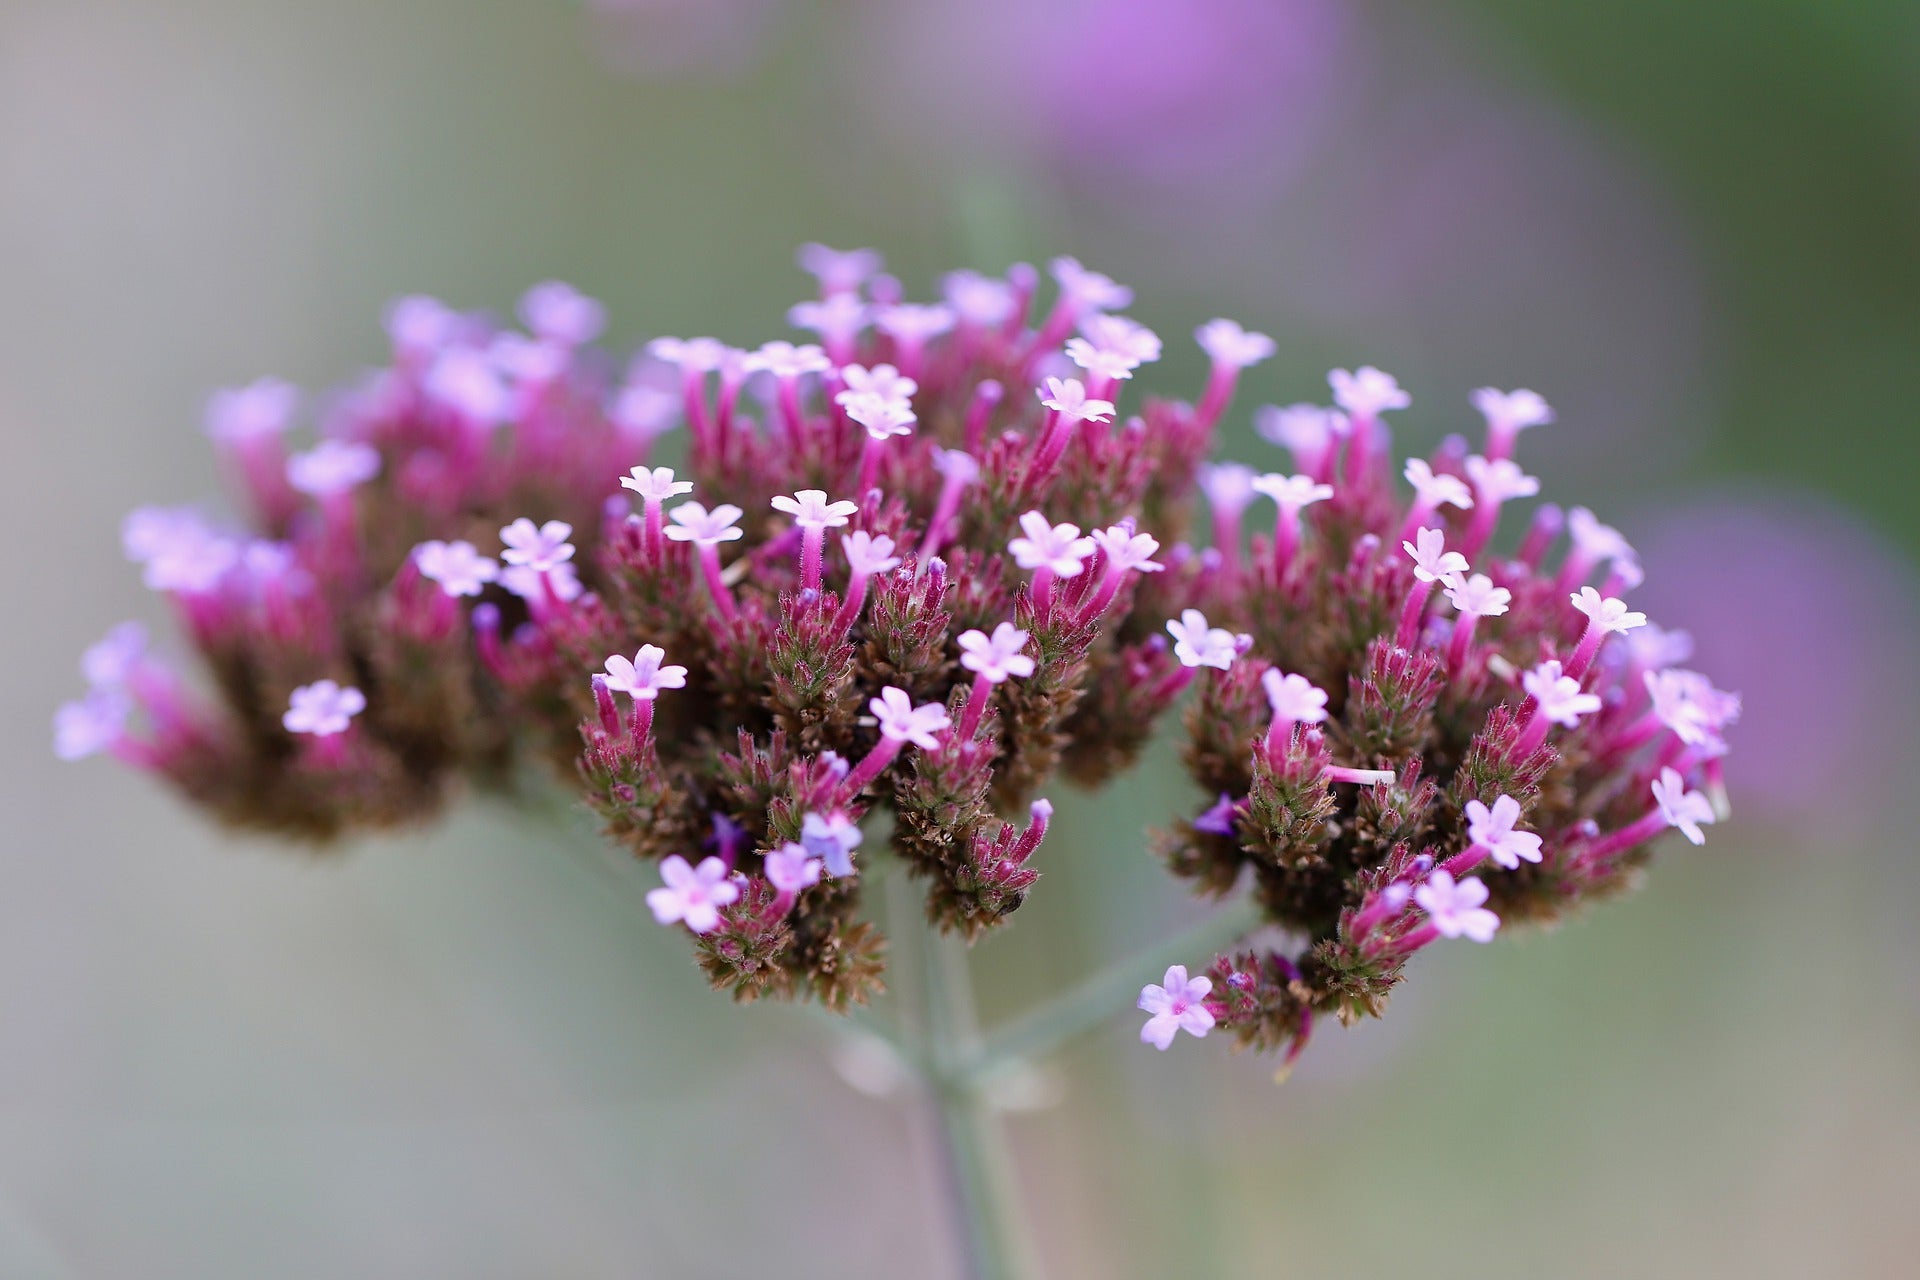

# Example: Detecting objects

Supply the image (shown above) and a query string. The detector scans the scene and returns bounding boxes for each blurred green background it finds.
[3,1,1917,1276]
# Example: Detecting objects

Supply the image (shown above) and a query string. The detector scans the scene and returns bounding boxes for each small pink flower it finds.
[764,842,824,894]
[1251,472,1334,512]
[801,811,863,877]
[519,281,605,347]
[874,303,956,343]
[602,645,688,701]
[1567,507,1634,565]
[1137,965,1215,1050]
[1464,455,1541,504]
[1402,528,1470,583]
[1166,610,1244,671]
[1570,586,1647,635]
[1404,458,1474,511]
[1064,337,1140,381]
[842,530,902,577]
[1050,256,1132,312]
[787,294,868,342]
[1472,387,1554,437]
[1262,669,1329,724]
[413,540,499,597]
[646,336,731,372]
[619,466,694,504]
[1079,314,1162,365]
[286,440,381,496]
[1522,659,1602,728]
[771,490,859,530]
[205,379,297,442]
[1198,462,1258,517]
[283,680,366,737]
[425,346,512,424]
[1037,376,1115,425]
[645,855,741,933]
[1091,524,1164,575]
[1652,767,1716,845]
[1444,573,1512,619]
[958,622,1035,684]
[499,518,576,572]
[1464,795,1543,870]
[870,686,951,749]
[1255,403,1347,455]
[1414,871,1500,942]
[942,270,1016,328]
[664,501,744,545]
[1195,318,1276,369]
[745,340,831,379]
[1329,366,1410,419]
[841,392,917,441]
[797,243,883,294]
[838,363,918,402]
[1008,512,1097,577]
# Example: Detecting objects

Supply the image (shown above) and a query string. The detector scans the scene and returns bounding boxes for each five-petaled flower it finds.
[1330,366,1410,419]
[1167,609,1244,670]
[746,340,831,379]
[1051,256,1133,312]
[764,842,824,894]
[843,530,902,577]
[1464,795,1544,869]
[772,490,859,530]
[1138,965,1215,1050]
[1404,459,1474,511]
[838,363,918,403]
[620,466,694,504]
[801,811,863,877]
[1402,528,1470,583]
[286,440,381,496]
[1570,586,1648,635]
[283,680,366,737]
[1091,524,1164,575]
[646,855,741,934]
[413,540,499,597]
[1463,455,1540,504]
[958,623,1035,684]
[665,501,745,545]
[1262,669,1329,725]
[498,518,575,572]
[1038,376,1116,425]
[1522,659,1602,728]
[1414,870,1500,942]
[870,687,951,749]
[1008,512,1098,577]
[1064,337,1140,382]
[1251,472,1335,512]
[1444,573,1512,619]
[602,645,688,701]
[842,392,917,440]
[1196,318,1276,369]
[1472,386,1554,437]
[1652,767,1716,846]
[1079,314,1162,365]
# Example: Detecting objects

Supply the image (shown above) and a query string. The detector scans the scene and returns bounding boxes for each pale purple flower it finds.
[1464,795,1543,870]
[1567,507,1634,565]
[1254,403,1343,456]
[1166,609,1244,670]
[932,448,981,485]
[1329,366,1410,419]
[1472,387,1554,437]
[283,680,366,737]
[205,379,297,442]
[385,294,458,359]
[1626,622,1695,671]
[1137,964,1215,1050]
[1008,512,1098,577]
[798,243,883,294]
[1251,472,1334,512]
[842,530,902,577]
[870,686,951,749]
[519,281,605,346]
[745,339,831,378]
[665,501,745,545]
[1464,455,1541,505]
[611,382,681,443]
[1444,573,1512,619]
[1644,669,1742,749]
[645,855,741,934]
[788,294,869,343]
[1262,668,1329,724]
[1037,376,1115,425]
[1413,870,1500,942]
[1404,458,1474,511]
[874,303,956,343]
[647,336,731,372]
[942,270,1016,328]
[81,622,148,688]
[841,391,917,441]
[1195,318,1276,369]
[501,561,582,603]
[413,539,500,597]
[1050,256,1132,312]
[958,622,1035,684]
[1652,767,1716,845]
[1522,659,1602,728]
[764,842,824,894]
[1091,524,1163,575]
[286,440,381,497]
[489,333,567,387]
[1079,314,1163,365]
[602,644,688,701]
[620,466,694,504]
[1192,793,1238,837]
[1402,527,1470,583]
[123,509,240,594]
[1570,586,1647,635]
[838,362,919,403]
[1064,337,1140,382]
[424,346,513,425]
[498,518,576,572]
[772,489,858,530]
[53,687,130,761]
[1198,461,1258,518]
[801,811,864,878]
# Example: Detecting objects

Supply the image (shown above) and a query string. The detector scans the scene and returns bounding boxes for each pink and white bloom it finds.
[942,270,1016,328]
[499,518,575,572]
[1262,669,1329,725]
[1064,337,1140,382]
[1329,366,1410,420]
[500,561,582,605]
[1251,472,1334,513]
[645,855,741,933]
[413,540,499,597]
[54,688,130,761]
[1404,458,1474,512]
[1402,528,1470,584]
[801,811,863,877]
[1464,795,1544,870]
[871,686,951,749]
[798,243,882,295]
[772,490,859,530]
[764,842,824,894]
[839,363,919,403]
[205,379,297,442]
[286,440,381,496]
[958,623,1035,684]
[1008,512,1098,577]
[601,645,688,700]
[1050,256,1132,313]
[1037,376,1116,425]
[646,336,731,372]
[519,280,604,347]
[620,466,694,505]
[1413,871,1500,942]
[1644,669,1742,749]
[1079,314,1162,366]
[745,340,831,379]
[1570,586,1647,635]
[787,294,868,354]
[81,622,148,689]
[1652,767,1716,845]
[1464,455,1541,505]
[873,303,956,344]
[1137,965,1215,1050]
[425,346,513,425]
[1523,659,1602,728]
[1255,403,1346,470]
[842,392,917,441]
[1167,610,1245,671]
[1091,524,1164,576]
[283,680,365,737]
[1444,573,1512,619]
[664,501,745,545]
[1472,387,1553,459]
[842,530,901,578]
[1195,318,1276,369]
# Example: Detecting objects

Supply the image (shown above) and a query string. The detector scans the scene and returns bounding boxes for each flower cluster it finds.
[1146,375,1737,1062]
[59,284,641,836]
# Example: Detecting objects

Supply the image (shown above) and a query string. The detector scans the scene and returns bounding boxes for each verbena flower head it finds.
[59,247,1733,1055]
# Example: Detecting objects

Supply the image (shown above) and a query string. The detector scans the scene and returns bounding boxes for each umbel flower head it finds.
[57,247,1735,1060]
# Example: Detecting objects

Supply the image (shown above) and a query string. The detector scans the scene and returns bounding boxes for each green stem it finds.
[963,895,1265,1086]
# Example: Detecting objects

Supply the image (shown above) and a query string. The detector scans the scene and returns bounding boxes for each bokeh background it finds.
[4,1,1918,1276]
